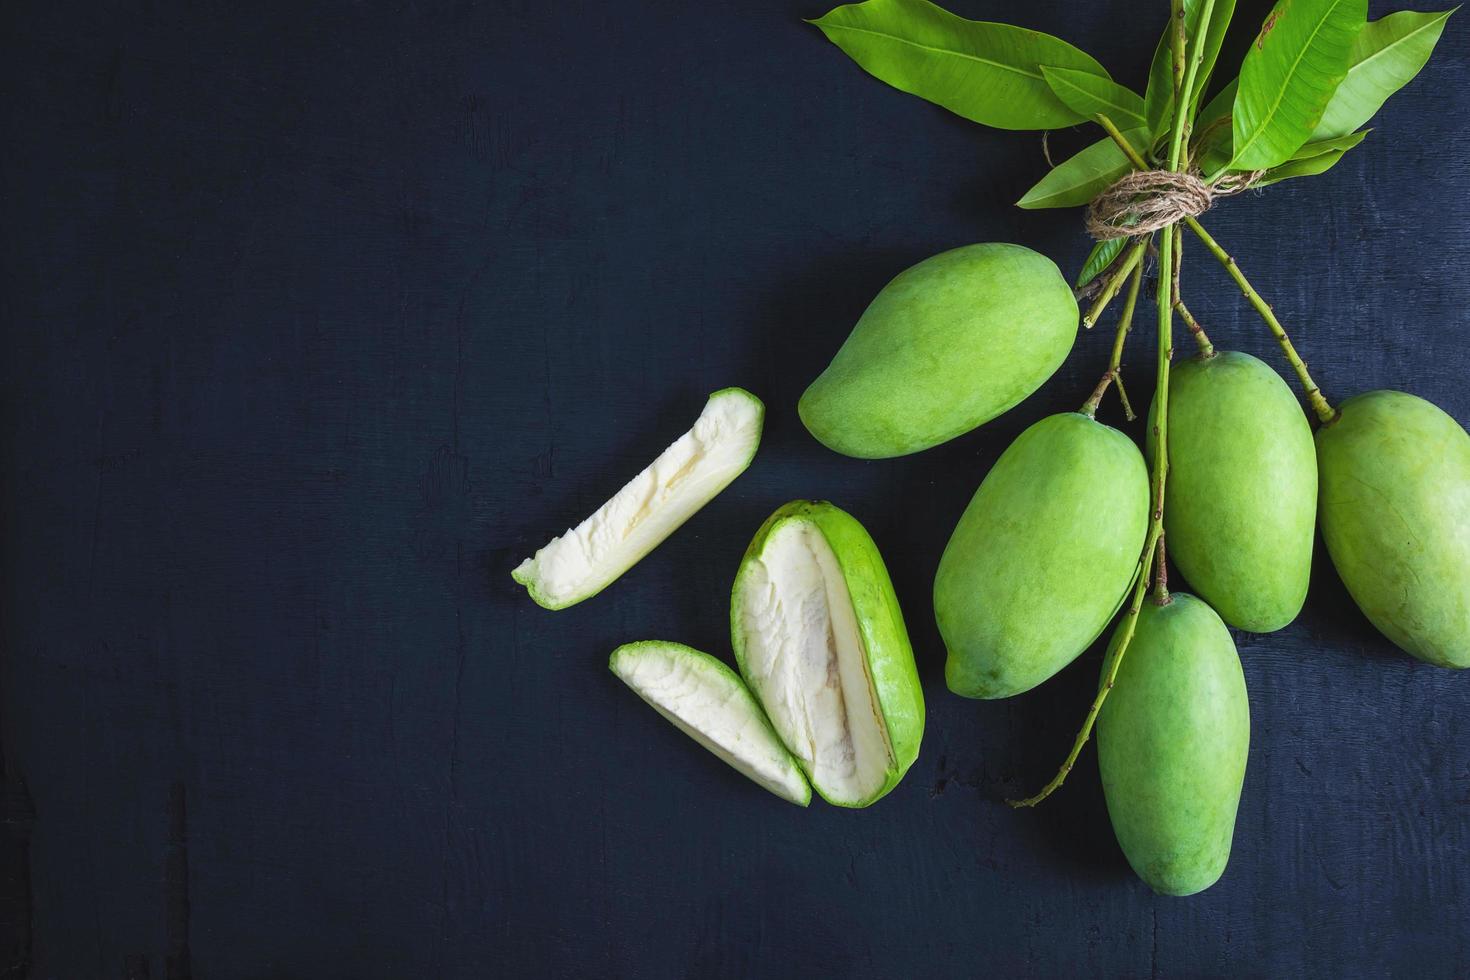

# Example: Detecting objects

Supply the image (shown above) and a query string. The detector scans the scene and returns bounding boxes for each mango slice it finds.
[731,501,924,807]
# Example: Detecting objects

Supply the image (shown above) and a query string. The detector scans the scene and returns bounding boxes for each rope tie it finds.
[1085,168,1265,241]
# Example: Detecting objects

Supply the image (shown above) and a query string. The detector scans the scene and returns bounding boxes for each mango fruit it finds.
[515,388,763,609]
[610,641,811,806]
[934,413,1149,699]
[1098,593,1249,897]
[1155,351,1316,632]
[798,243,1078,458]
[1316,390,1470,668]
[731,501,925,807]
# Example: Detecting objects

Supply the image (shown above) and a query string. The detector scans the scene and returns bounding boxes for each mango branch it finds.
[1168,0,1216,169]
[1183,217,1337,424]
[1170,0,1187,102]
[1083,238,1147,328]
[1154,532,1170,599]
[1091,121,1334,424]
[1008,230,1177,809]
[1175,299,1215,356]
[1170,224,1214,356]
[1097,114,1150,170]
[1079,371,1116,419]
[1005,550,1150,808]
[1108,257,1147,421]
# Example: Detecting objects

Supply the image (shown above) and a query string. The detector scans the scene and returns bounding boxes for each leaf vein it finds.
[819,22,1047,82]
[1233,0,1352,166]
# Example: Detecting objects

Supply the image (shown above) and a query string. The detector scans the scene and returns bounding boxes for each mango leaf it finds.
[1041,66,1146,130]
[1311,8,1456,140]
[1288,128,1368,159]
[1017,127,1151,209]
[1192,77,1237,172]
[1258,133,1366,184]
[1228,0,1366,171]
[1196,77,1238,131]
[1143,28,1175,139]
[1143,0,1239,139]
[809,0,1110,130]
[1076,238,1128,288]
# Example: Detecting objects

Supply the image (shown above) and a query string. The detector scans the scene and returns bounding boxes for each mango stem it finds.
[1175,300,1214,356]
[1008,229,1177,809]
[1183,217,1337,424]
[1107,257,1147,421]
[1153,532,1171,604]
[1079,371,1116,418]
[1083,239,1148,329]
[1168,0,1216,170]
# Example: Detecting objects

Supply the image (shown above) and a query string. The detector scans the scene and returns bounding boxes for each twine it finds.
[1085,168,1265,241]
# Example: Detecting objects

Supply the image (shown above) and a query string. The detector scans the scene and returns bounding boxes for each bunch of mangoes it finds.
[801,242,1470,894]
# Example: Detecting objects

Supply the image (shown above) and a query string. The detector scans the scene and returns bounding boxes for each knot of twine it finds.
[1085,169,1264,241]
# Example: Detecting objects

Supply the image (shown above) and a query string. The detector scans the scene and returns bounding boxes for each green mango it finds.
[798,243,1078,459]
[1098,593,1250,897]
[1156,351,1317,632]
[731,501,925,807]
[934,413,1150,699]
[1316,390,1470,668]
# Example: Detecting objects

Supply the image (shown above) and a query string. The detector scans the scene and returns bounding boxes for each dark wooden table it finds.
[3,1,1468,976]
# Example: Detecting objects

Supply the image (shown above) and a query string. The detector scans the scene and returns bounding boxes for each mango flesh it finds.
[1156,351,1317,632]
[731,500,925,807]
[798,243,1078,459]
[934,413,1149,699]
[1098,593,1249,897]
[1316,390,1470,668]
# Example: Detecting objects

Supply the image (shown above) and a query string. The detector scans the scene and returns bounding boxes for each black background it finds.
[3,1,1468,977]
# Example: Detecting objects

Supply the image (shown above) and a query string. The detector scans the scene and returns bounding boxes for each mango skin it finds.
[1157,351,1317,632]
[934,413,1149,699]
[799,243,1078,459]
[1099,593,1249,897]
[1316,390,1470,668]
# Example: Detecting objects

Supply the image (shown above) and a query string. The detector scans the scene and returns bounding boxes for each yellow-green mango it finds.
[1156,351,1316,632]
[799,243,1078,459]
[1098,593,1249,897]
[934,413,1149,699]
[1316,390,1470,668]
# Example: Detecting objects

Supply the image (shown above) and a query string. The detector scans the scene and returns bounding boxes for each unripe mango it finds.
[1156,351,1316,632]
[934,413,1149,699]
[799,243,1078,459]
[1316,390,1470,668]
[732,501,925,807]
[1098,593,1249,897]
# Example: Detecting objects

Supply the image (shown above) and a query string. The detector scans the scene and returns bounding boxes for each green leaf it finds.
[1192,77,1237,172]
[1229,0,1367,171]
[1311,8,1456,140]
[1076,238,1127,288]
[1143,27,1175,139]
[809,0,1110,130]
[1041,66,1146,129]
[1196,77,1238,130]
[1258,132,1367,184]
[1016,127,1150,210]
[1143,0,1239,139]
[1288,128,1368,160]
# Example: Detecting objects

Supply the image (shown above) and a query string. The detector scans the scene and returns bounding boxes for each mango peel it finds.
[799,243,1078,458]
